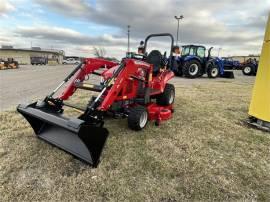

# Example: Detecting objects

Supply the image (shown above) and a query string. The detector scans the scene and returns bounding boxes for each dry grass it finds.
[1,77,270,201]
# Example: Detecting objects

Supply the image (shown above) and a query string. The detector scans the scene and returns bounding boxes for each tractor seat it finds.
[146,50,163,75]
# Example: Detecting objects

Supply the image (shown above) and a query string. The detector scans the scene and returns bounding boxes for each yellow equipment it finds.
[248,13,270,130]
[0,58,19,70]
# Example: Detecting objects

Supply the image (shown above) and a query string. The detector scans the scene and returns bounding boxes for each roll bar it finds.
[143,33,175,68]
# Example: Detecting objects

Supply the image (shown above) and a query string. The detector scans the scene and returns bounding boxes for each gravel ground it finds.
[0,64,254,111]
[0,65,74,111]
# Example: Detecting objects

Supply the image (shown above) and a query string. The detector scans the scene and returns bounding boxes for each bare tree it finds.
[92,46,106,58]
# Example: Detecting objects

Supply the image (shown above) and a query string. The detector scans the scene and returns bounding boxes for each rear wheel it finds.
[156,83,175,106]
[183,60,201,78]
[174,68,183,76]
[242,65,253,76]
[128,106,148,131]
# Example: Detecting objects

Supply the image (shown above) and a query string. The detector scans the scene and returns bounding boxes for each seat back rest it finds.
[146,50,162,74]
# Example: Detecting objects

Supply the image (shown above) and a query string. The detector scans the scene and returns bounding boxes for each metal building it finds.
[0,46,65,64]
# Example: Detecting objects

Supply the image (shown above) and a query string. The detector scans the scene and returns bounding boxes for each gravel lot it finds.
[0,64,254,111]
[0,65,74,111]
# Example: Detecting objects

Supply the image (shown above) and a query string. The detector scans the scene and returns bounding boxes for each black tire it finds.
[242,65,253,76]
[172,59,182,76]
[206,61,219,78]
[174,68,183,76]
[156,83,175,106]
[183,60,202,78]
[128,106,148,131]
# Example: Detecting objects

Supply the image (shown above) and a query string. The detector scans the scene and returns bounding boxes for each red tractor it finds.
[17,33,175,166]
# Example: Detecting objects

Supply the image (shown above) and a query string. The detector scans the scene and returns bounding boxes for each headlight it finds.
[100,76,105,84]
[138,68,146,78]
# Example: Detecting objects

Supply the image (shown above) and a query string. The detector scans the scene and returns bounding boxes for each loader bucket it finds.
[221,71,234,79]
[17,103,109,166]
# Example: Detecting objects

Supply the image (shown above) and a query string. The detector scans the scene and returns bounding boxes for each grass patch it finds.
[0,79,270,201]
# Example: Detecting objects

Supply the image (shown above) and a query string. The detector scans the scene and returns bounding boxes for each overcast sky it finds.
[0,0,269,58]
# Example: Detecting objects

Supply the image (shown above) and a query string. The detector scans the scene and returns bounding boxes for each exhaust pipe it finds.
[17,103,109,166]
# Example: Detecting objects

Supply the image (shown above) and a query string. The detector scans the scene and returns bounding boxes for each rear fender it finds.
[207,58,224,75]
[152,70,174,93]
[162,70,174,84]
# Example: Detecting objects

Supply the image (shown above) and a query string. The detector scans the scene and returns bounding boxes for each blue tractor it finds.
[242,58,258,76]
[222,57,241,70]
[172,45,234,79]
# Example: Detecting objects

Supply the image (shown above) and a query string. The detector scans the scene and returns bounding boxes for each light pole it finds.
[127,25,130,53]
[174,15,184,45]
[218,47,222,57]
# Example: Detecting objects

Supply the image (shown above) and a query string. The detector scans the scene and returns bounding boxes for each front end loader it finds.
[17,33,176,166]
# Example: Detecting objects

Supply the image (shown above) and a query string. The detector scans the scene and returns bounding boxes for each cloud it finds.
[14,25,136,58]
[0,0,15,16]
[33,0,268,45]
[1,0,269,58]
[0,36,12,43]
[34,0,93,17]
[15,26,133,47]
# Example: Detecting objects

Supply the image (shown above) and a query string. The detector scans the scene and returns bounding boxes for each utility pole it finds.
[174,15,184,45]
[127,25,130,53]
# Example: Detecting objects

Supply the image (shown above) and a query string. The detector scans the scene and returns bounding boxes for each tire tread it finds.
[156,83,175,106]
[128,106,148,131]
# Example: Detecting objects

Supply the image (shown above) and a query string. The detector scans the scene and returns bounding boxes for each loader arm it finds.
[60,58,118,100]
[98,59,152,111]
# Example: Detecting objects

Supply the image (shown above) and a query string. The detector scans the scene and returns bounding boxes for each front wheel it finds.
[207,62,219,78]
[128,106,148,131]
